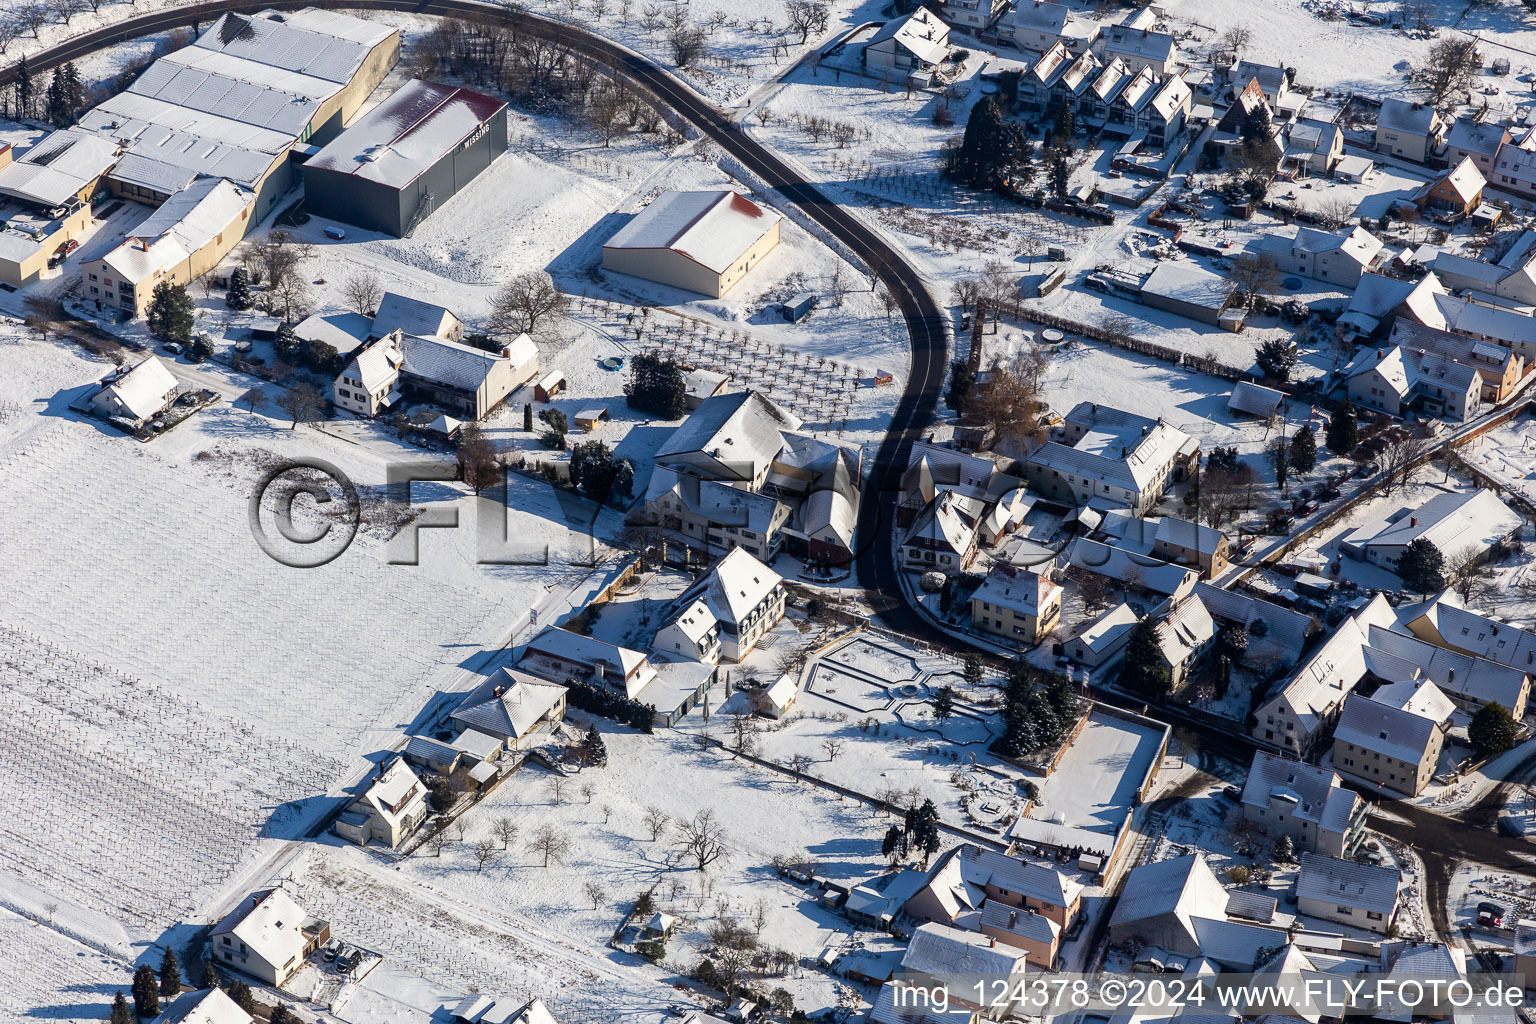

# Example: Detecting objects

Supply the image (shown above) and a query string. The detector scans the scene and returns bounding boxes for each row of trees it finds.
[994,657,1081,758]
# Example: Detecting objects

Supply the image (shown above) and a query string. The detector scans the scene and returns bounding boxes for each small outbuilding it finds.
[575,407,609,432]
[534,369,567,401]
[1140,261,1237,326]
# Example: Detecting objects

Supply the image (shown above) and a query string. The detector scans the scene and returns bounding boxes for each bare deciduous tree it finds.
[1413,37,1480,106]
[785,0,829,43]
[789,753,813,781]
[276,382,323,429]
[675,809,729,870]
[472,837,500,873]
[643,805,670,841]
[822,738,844,761]
[488,270,564,342]
[527,823,572,867]
[341,272,383,316]
[492,816,518,849]
[1220,24,1253,58]
[1228,254,1281,314]
[583,881,608,909]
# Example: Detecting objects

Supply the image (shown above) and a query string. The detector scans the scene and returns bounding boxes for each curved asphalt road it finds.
[0,0,945,617]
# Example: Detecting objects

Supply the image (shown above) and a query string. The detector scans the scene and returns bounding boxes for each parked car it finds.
[334,949,355,972]
[161,341,183,355]
[321,941,339,962]
[1477,902,1505,927]
[55,239,79,258]
[1222,785,1242,801]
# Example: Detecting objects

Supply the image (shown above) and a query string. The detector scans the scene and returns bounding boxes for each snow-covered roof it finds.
[102,176,252,285]
[1228,381,1285,418]
[1234,60,1288,97]
[1073,602,1139,654]
[1371,678,1457,722]
[210,888,312,973]
[1389,318,1517,371]
[1240,751,1355,828]
[1110,854,1230,930]
[1067,539,1196,596]
[1027,41,1075,87]
[1334,690,1441,767]
[903,921,1029,979]
[1400,592,1536,670]
[604,190,784,276]
[1364,624,1528,711]
[867,8,950,67]
[342,331,406,394]
[1142,260,1236,310]
[972,564,1058,618]
[1435,292,1536,349]
[1031,402,1193,495]
[656,390,801,482]
[1155,595,1215,670]
[523,626,651,683]
[1192,584,1311,664]
[1448,118,1509,159]
[980,899,1059,944]
[869,981,978,1024]
[1343,489,1520,556]
[1148,75,1192,120]
[1297,853,1399,916]
[1432,157,1487,205]
[128,55,322,136]
[662,599,719,646]
[295,311,372,353]
[194,10,394,84]
[906,490,983,557]
[97,357,179,422]
[157,988,253,1024]
[1102,26,1177,63]
[1378,98,1442,136]
[1265,225,1383,268]
[358,756,426,829]
[1006,0,1074,35]
[450,668,567,740]
[918,845,1083,922]
[401,334,513,392]
[306,80,507,189]
[0,128,119,207]
[373,292,461,339]
[1258,595,1397,737]
[678,547,783,626]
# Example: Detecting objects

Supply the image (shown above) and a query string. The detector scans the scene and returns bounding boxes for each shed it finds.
[575,407,609,432]
[1228,381,1285,418]
[467,759,498,787]
[1141,261,1237,325]
[534,369,567,402]
[780,292,817,322]
[249,316,282,340]
[1335,154,1374,182]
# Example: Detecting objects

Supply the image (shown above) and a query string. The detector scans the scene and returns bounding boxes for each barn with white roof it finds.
[602,190,783,297]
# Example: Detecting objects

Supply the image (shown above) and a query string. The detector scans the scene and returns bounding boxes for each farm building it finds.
[334,329,538,420]
[602,190,782,298]
[303,80,509,237]
[1140,261,1237,326]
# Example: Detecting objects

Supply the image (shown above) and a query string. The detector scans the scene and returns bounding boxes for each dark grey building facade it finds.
[301,80,508,237]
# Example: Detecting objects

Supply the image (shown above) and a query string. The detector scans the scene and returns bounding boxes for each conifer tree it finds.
[111,991,133,1024]
[131,965,159,1019]
[1326,401,1358,456]
[146,281,194,340]
[158,947,180,998]
[1120,617,1171,697]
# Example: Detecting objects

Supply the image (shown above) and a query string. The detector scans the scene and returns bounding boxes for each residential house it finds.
[209,888,328,987]
[1296,853,1400,934]
[82,177,255,319]
[1430,246,1536,308]
[1023,402,1197,514]
[897,924,1030,1011]
[1252,595,1399,755]
[1154,594,1216,689]
[1433,290,1536,363]
[1065,602,1140,673]
[971,563,1062,645]
[1097,24,1178,75]
[449,667,568,747]
[868,982,979,1024]
[1067,539,1198,599]
[942,0,1011,35]
[898,440,1019,528]
[1375,99,1446,163]
[1281,119,1346,177]
[1338,490,1522,572]
[1332,680,1453,797]
[156,988,253,1024]
[1398,590,1536,670]
[88,356,179,429]
[1232,60,1294,112]
[1192,583,1314,670]
[1255,595,1530,755]
[333,756,429,848]
[451,996,561,1024]
[1336,272,1446,342]
[402,734,462,777]
[1344,343,1483,422]
[1240,751,1366,858]
[1019,42,1077,116]
[334,329,539,420]
[902,490,983,572]
[1211,78,1278,166]
[1411,156,1486,220]
[371,291,464,341]
[1153,517,1230,579]
[520,626,656,699]
[1446,118,1512,179]
[907,844,1084,939]
[1484,131,1536,201]
[647,391,861,564]
[978,899,1061,969]
[864,9,951,78]
[1254,226,1384,288]
[673,547,786,662]
[1108,855,1287,966]
[1003,0,1075,52]
[1387,320,1528,403]
[653,598,723,665]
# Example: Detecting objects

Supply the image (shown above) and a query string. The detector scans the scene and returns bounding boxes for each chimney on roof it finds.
[1411,516,1417,527]
[501,346,513,358]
